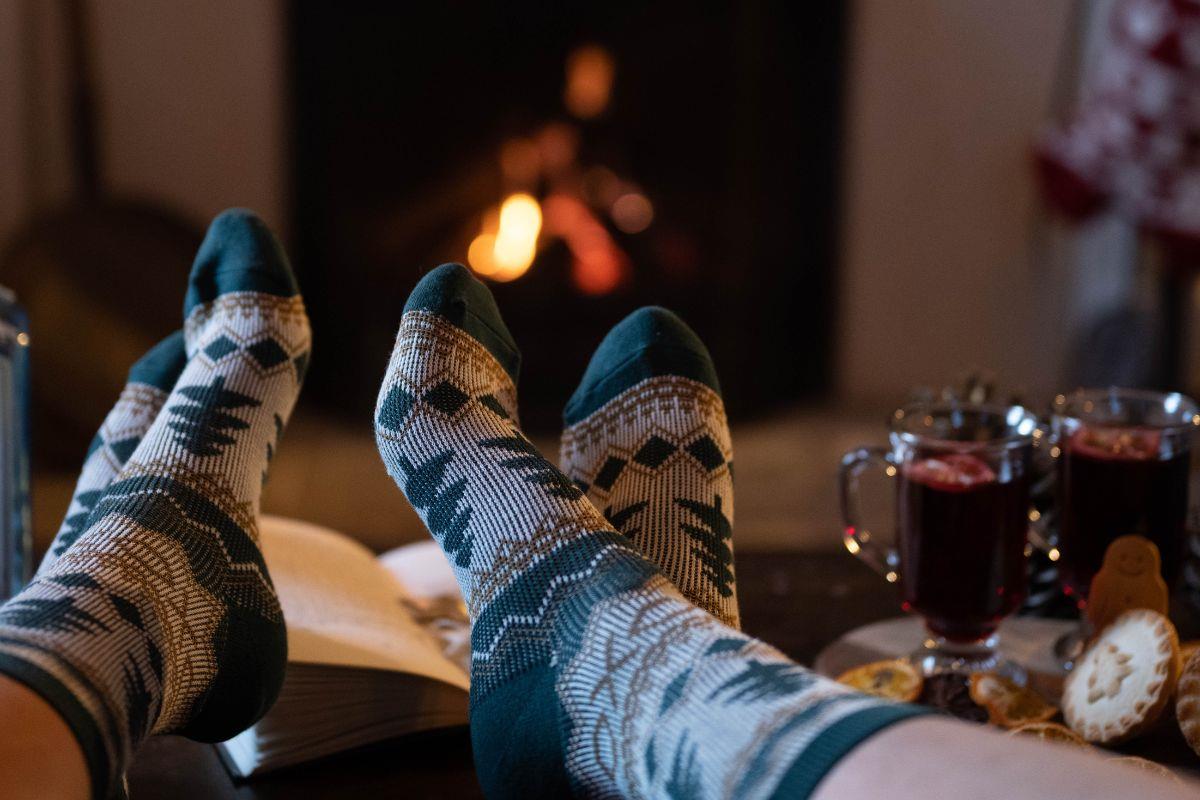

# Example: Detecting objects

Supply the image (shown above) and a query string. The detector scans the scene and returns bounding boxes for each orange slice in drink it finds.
[1067,426,1160,461]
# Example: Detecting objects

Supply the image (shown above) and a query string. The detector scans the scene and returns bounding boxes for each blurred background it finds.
[3,0,1198,559]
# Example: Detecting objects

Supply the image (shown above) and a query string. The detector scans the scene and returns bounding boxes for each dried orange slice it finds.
[1107,756,1183,785]
[836,659,922,702]
[1007,721,1087,747]
[968,673,1057,729]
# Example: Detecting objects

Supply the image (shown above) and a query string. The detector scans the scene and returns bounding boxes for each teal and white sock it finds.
[375,264,927,799]
[561,307,739,628]
[38,330,187,575]
[0,209,309,798]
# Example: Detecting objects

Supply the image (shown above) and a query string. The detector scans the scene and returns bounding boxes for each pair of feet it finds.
[0,210,922,799]
[381,262,740,628]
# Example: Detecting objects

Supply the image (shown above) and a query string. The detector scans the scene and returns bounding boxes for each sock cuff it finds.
[768,702,933,799]
[0,650,111,799]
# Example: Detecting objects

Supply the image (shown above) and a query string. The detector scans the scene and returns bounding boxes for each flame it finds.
[544,192,627,295]
[565,45,614,119]
[467,232,500,276]
[468,193,542,282]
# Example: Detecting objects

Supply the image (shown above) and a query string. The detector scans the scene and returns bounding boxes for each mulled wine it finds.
[897,453,1029,643]
[1058,426,1189,600]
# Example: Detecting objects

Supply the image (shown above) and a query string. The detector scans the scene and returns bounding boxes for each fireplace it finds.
[289,1,847,431]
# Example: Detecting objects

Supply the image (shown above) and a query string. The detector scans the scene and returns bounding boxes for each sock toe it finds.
[564,306,720,425]
[126,330,187,391]
[184,208,300,316]
[404,263,521,382]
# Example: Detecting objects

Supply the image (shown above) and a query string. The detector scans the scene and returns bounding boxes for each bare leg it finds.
[815,716,1197,800]
[0,675,88,800]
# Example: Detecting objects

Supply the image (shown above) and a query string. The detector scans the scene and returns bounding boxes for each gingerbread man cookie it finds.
[1086,535,1169,634]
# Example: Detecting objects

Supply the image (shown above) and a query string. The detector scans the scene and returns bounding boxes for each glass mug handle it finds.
[839,446,900,579]
[1026,422,1056,554]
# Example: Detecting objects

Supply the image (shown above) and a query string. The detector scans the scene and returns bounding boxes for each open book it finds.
[217,516,471,777]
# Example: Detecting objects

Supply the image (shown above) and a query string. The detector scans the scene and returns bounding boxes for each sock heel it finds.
[176,604,287,742]
[470,665,573,800]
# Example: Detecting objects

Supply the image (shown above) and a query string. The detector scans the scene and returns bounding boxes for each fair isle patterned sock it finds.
[0,209,309,798]
[561,307,739,628]
[37,330,187,576]
[375,264,928,800]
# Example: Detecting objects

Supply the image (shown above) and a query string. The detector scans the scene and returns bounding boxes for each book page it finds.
[258,515,468,690]
[378,541,470,674]
[378,540,461,601]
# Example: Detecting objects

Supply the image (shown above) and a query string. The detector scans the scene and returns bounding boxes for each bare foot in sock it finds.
[0,209,310,797]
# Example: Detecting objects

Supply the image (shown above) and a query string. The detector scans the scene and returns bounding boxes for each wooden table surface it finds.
[126,552,1200,799]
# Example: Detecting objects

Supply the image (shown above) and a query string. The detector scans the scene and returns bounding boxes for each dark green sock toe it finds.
[184,208,300,315]
[127,330,187,391]
[404,263,521,382]
[564,306,720,425]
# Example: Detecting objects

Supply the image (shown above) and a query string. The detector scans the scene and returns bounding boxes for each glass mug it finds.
[840,401,1038,678]
[1052,388,1198,605]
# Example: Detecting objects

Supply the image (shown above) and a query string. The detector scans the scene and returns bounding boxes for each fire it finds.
[467,193,543,282]
[565,45,614,119]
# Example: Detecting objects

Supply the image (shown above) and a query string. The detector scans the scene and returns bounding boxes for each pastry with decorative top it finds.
[1063,609,1180,744]
[1175,647,1200,756]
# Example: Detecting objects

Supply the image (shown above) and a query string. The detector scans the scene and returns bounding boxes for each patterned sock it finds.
[38,331,187,576]
[375,264,927,800]
[0,209,310,798]
[560,307,739,628]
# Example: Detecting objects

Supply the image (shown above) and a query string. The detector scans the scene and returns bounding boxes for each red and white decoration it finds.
[1037,0,1200,253]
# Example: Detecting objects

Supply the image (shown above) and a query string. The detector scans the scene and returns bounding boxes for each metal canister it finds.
[0,286,31,600]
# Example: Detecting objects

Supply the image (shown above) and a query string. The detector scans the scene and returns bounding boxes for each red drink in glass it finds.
[841,401,1038,679]
[898,453,1030,643]
[1057,426,1188,601]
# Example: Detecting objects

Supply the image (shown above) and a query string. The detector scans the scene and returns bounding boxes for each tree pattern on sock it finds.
[395,450,475,567]
[561,375,741,627]
[676,494,735,599]
[664,735,702,800]
[166,375,259,457]
[0,209,309,798]
[604,500,649,538]
[481,433,584,500]
[710,660,816,703]
[0,596,109,634]
[375,271,928,800]
[52,489,105,558]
